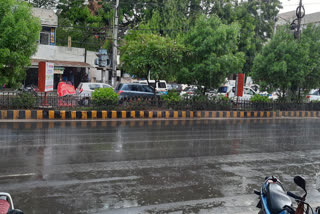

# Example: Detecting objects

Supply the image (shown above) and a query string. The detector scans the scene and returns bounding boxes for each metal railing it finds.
[1,91,320,111]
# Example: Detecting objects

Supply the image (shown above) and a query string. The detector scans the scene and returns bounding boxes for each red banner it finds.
[236,73,245,97]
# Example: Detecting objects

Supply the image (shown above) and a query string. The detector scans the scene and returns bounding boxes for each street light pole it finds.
[112,0,119,87]
[296,0,303,39]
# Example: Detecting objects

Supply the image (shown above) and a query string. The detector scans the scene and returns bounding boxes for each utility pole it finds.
[291,0,305,39]
[112,0,119,87]
[296,0,303,39]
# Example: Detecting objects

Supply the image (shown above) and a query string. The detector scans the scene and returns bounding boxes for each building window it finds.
[39,26,54,45]
[40,32,50,45]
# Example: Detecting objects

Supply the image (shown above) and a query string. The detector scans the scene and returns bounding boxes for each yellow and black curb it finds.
[0,110,319,120]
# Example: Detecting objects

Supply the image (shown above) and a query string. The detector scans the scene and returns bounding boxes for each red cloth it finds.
[57,82,76,97]
[0,199,10,214]
[58,99,77,107]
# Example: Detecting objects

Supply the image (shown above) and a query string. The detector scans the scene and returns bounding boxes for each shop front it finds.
[26,59,91,90]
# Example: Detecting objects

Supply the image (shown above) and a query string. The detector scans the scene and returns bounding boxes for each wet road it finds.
[1,119,320,213]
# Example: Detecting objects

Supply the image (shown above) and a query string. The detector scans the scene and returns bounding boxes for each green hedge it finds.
[92,88,119,106]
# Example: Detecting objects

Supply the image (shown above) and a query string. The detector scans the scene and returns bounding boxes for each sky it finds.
[280,0,320,14]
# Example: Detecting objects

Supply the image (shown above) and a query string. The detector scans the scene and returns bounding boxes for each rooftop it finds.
[32,8,58,27]
[277,10,320,26]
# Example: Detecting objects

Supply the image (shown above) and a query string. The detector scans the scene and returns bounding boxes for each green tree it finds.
[140,0,202,38]
[251,27,311,101]
[207,0,282,73]
[300,25,320,91]
[26,0,56,9]
[56,0,151,51]
[56,0,116,51]
[178,15,245,93]
[0,0,41,87]
[250,0,282,43]
[120,33,184,93]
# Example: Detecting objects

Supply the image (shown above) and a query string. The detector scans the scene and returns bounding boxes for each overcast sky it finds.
[280,0,320,14]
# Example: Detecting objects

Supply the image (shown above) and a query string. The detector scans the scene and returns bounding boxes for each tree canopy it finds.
[26,0,56,9]
[177,15,245,92]
[120,33,185,85]
[252,26,320,101]
[56,0,114,51]
[53,0,285,91]
[0,0,41,87]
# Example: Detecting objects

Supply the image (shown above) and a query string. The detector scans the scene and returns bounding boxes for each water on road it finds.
[1,119,320,213]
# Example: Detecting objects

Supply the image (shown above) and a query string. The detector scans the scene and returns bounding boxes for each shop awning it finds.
[31,59,91,68]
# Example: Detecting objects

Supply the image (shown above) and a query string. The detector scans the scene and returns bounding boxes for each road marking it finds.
[0,176,140,190]
[0,173,36,178]
[0,134,316,149]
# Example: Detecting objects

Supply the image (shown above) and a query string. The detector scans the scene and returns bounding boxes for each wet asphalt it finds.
[1,118,320,214]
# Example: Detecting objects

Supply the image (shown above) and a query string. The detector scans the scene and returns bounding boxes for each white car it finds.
[180,86,198,97]
[229,87,257,102]
[306,89,320,102]
[135,80,168,95]
[216,85,235,98]
[76,82,113,99]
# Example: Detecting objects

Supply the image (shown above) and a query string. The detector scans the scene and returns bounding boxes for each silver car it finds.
[76,82,112,105]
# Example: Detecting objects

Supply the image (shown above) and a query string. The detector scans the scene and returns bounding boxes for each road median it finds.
[0,110,319,120]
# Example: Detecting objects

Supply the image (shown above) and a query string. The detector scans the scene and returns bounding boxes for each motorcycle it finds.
[254,176,320,214]
[20,84,38,97]
[0,192,23,214]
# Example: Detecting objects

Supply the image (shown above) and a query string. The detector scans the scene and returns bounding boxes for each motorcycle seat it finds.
[0,199,10,214]
[266,183,292,214]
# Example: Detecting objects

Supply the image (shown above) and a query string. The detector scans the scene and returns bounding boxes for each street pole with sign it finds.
[38,62,54,106]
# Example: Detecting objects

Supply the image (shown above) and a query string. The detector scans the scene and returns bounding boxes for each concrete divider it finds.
[0,110,319,120]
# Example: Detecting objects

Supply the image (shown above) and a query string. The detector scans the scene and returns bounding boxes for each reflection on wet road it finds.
[1,119,320,213]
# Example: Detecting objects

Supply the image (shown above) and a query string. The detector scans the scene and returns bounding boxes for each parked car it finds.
[216,85,235,98]
[167,83,183,92]
[115,83,160,99]
[76,82,112,98]
[180,86,198,97]
[306,89,320,102]
[234,87,256,101]
[76,82,112,105]
[205,89,218,99]
[136,80,168,95]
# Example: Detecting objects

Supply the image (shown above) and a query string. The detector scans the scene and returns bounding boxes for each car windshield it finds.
[88,84,101,90]
[141,85,153,93]
[218,86,228,93]
[120,84,129,90]
[149,83,156,88]
[184,87,191,91]
[158,82,166,88]
[116,84,122,90]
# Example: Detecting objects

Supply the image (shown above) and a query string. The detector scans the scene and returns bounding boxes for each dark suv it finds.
[115,83,159,98]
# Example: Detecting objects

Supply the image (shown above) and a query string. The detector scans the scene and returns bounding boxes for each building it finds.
[26,8,101,89]
[32,8,58,46]
[277,10,320,28]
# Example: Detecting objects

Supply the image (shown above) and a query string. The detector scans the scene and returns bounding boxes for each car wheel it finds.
[81,98,90,106]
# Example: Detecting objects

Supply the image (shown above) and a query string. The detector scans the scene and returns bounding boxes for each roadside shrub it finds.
[118,97,152,110]
[217,95,230,102]
[92,88,119,107]
[162,91,182,102]
[10,93,36,109]
[163,91,182,109]
[250,94,271,103]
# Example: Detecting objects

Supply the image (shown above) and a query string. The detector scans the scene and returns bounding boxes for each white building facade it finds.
[27,8,105,89]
